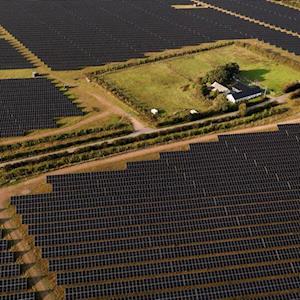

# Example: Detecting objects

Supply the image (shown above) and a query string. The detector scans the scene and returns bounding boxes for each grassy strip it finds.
[1,106,287,186]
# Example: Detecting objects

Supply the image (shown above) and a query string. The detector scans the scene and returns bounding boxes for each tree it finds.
[202,62,240,85]
[238,102,247,117]
[213,94,229,112]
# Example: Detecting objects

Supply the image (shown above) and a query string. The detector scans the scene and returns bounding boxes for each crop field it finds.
[0,0,299,70]
[103,44,300,117]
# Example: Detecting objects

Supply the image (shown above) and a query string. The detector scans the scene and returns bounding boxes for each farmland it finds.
[102,43,300,119]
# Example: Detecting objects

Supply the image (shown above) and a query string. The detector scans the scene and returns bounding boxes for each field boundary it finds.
[236,41,300,72]
[89,40,233,77]
[0,106,288,188]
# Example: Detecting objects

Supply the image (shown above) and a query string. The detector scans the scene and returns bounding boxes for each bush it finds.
[0,121,132,153]
[200,83,210,97]
[238,103,247,117]
[284,82,300,93]
[290,89,300,99]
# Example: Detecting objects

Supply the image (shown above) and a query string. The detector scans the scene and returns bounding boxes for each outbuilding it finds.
[211,81,230,94]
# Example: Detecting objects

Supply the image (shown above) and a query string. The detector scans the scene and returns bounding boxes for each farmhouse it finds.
[210,81,263,104]
[226,83,263,103]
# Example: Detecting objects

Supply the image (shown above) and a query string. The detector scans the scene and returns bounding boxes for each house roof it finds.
[211,82,230,93]
[231,81,249,92]
[230,86,262,100]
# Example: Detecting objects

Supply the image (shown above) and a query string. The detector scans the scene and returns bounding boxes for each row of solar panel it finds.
[0,78,83,137]
[13,189,300,216]
[0,0,299,70]
[65,273,300,299]
[27,205,300,237]
[38,233,300,262]
[0,38,32,69]
[11,125,300,298]
[20,189,299,222]
[0,230,36,299]
[201,0,300,34]
[33,222,300,250]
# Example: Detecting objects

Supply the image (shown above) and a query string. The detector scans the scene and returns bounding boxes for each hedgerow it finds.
[0,106,287,186]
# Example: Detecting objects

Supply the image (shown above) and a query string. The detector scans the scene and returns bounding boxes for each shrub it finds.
[200,83,210,97]
[238,103,247,117]
[290,89,300,99]
[284,82,300,93]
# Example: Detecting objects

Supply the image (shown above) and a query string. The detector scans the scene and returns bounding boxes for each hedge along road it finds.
[0,109,240,168]
[0,94,288,169]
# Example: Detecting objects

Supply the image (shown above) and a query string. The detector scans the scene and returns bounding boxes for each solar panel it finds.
[9,125,300,299]
[0,0,299,70]
[0,78,84,137]
[0,38,32,70]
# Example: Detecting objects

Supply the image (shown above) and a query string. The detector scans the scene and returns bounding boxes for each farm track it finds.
[88,92,151,133]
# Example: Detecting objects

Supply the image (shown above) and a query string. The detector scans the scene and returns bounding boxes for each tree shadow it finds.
[240,68,270,82]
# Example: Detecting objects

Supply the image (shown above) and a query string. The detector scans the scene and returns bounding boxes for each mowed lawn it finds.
[104,45,300,116]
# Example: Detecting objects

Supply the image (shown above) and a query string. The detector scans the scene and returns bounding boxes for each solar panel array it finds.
[0,39,32,70]
[0,0,299,70]
[0,230,36,300]
[11,124,300,299]
[201,0,300,35]
[0,78,84,137]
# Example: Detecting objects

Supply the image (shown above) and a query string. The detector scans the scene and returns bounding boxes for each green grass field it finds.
[104,44,300,117]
